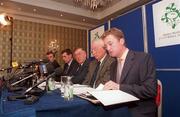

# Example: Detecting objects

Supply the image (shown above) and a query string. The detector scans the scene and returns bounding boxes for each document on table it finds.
[73,84,95,95]
[74,84,139,106]
[88,90,139,106]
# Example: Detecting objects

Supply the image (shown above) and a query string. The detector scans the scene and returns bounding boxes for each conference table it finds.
[0,89,132,117]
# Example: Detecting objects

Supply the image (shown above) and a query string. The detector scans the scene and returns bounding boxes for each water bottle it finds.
[64,76,73,100]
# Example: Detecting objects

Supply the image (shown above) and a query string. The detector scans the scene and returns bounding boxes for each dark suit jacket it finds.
[110,50,157,117]
[83,54,115,88]
[62,59,79,76]
[51,60,60,69]
[71,59,90,84]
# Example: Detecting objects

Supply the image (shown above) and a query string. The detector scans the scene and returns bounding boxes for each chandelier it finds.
[48,40,59,54]
[74,0,112,10]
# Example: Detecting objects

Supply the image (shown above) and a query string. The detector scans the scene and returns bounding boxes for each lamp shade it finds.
[0,14,12,26]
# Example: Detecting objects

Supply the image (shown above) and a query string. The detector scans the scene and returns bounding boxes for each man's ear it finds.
[120,38,125,45]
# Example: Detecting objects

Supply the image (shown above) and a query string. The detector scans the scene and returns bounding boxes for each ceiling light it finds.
[74,0,112,10]
[0,2,4,6]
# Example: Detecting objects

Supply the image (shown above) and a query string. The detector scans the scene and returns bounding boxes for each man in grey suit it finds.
[102,28,157,117]
[83,39,115,88]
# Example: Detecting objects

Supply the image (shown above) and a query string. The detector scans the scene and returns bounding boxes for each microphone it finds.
[24,79,46,94]
[24,58,49,67]
[24,67,62,94]
[0,61,19,72]
[46,67,62,78]
[11,73,37,86]
[0,61,31,72]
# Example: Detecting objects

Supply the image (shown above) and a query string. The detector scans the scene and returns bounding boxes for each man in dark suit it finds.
[83,39,115,88]
[46,51,60,69]
[46,51,63,81]
[102,28,157,117]
[72,48,90,84]
[61,49,79,76]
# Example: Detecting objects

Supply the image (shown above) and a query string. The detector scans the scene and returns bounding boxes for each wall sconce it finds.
[48,40,59,54]
[0,13,13,67]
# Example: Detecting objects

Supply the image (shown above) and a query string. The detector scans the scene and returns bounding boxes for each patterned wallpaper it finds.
[0,19,87,68]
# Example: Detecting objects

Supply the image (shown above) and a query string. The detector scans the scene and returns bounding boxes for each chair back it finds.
[156,79,162,117]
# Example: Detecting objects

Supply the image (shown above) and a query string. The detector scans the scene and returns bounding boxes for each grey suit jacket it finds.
[110,50,157,117]
[83,54,115,88]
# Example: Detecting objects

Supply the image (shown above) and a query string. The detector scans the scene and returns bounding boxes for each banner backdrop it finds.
[89,25,105,57]
[153,0,180,47]
[90,25,105,41]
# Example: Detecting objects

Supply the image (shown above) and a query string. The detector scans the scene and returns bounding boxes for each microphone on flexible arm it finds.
[11,73,37,86]
[24,67,62,94]
[0,61,19,72]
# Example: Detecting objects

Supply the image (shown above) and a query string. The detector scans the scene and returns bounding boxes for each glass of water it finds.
[60,76,67,97]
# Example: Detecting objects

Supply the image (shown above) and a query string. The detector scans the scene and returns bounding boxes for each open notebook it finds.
[74,84,139,106]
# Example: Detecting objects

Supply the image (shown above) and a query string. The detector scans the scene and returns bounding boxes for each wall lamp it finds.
[0,13,14,67]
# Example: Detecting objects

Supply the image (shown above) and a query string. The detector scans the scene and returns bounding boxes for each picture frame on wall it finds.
[89,25,105,57]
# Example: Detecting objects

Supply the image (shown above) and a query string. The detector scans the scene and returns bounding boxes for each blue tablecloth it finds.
[1,89,131,117]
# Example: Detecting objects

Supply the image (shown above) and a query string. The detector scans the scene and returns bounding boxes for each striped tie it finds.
[116,58,123,83]
[90,61,101,87]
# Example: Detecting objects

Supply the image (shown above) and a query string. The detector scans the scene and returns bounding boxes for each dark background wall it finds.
[110,7,144,52]
[146,1,180,117]
[89,1,180,117]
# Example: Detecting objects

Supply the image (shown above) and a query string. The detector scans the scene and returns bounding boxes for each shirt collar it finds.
[68,59,73,66]
[118,48,129,61]
[99,53,107,64]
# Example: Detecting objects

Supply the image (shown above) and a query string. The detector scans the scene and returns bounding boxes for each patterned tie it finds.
[90,61,101,87]
[116,58,123,83]
[77,64,82,73]
[64,64,69,74]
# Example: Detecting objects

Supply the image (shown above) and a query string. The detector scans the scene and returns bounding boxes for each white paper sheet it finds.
[89,90,139,106]
[95,83,104,90]
[73,86,95,95]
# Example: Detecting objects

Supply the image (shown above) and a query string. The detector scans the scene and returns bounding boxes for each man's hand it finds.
[103,80,120,90]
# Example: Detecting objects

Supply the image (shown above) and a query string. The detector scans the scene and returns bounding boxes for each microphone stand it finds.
[24,74,54,94]
[11,73,37,86]
[10,18,13,68]
[7,17,14,73]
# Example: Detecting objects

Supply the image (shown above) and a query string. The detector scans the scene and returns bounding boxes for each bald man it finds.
[83,39,115,88]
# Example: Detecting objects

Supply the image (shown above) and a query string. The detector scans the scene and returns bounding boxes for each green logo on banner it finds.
[161,3,180,29]
[94,32,100,39]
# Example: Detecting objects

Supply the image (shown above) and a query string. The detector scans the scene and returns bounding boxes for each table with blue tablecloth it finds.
[0,89,132,117]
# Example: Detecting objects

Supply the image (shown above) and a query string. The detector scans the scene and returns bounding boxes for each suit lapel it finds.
[120,51,135,83]
[63,63,69,74]
[91,60,98,76]
[77,64,82,73]
[110,60,117,82]
[96,55,109,80]
[78,59,87,73]
[68,60,73,73]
